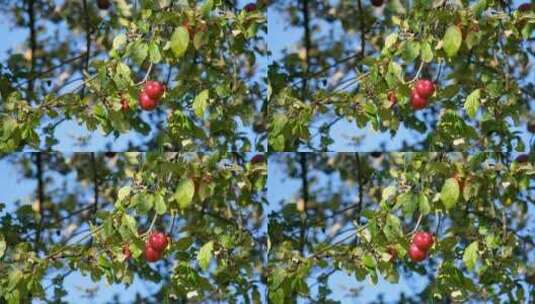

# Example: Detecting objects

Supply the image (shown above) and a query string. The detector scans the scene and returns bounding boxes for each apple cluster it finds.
[139,80,166,111]
[410,79,435,110]
[144,231,169,262]
[244,3,257,12]
[408,231,434,262]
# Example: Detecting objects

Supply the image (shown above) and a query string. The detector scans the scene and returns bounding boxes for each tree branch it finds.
[299,153,309,255]
[27,0,37,97]
[81,0,91,97]
[34,152,45,252]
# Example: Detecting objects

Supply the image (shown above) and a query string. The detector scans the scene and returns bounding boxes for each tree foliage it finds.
[0,0,267,152]
[268,0,535,151]
[0,152,266,303]
[268,152,535,303]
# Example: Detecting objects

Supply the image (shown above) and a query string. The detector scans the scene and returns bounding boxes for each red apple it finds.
[139,92,158,111]
[97,0,111,10]
[412,231,434,251]
[120,98,129,112]
[410,90,428,110]
[371,0,383,6]
[251,154,265,165]
[386,246,397,262]
[148,232,169,252]
[414,79,435,98]
[143,80,165,100]
[123,245,132,260]
[519,3,532,11]
[387,91,397,106]
[515,154,530,163]
[408,243,427,262]
[144,244,162,262]
[244,3,257,12]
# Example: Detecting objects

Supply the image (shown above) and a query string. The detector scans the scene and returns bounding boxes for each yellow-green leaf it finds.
[463,241,479,271]
[197,240,214,270]
[175,178,195,209]
[170,27,190,58]
[193,89,209,118]
[440,178,460,210]
[464,89,480,119]
[443,25,462,57]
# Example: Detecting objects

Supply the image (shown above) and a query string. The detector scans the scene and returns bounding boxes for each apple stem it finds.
[136,63,153,86]
[411,213,423,235]
[147,213,158,234]
[408,61,425,84]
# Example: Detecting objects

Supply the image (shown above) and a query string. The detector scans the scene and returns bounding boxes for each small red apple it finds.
[143,80,165,100]
[139,92,158,111]
[387,91,397,106]
[408,244,427,262]
[244,3,257,12]
[515,154,530,163]
[148,232,169,252]
[251,154,265,165]
[414,79,435,98]
[412,231,434,251]
[371,0,383,6]
[410,90,428,110]
[97,0,111,10]
[120,98,129,112]
[144,244,162,262]
[386,246,397,262]
[519,3,532,11]
[123,245,132,260]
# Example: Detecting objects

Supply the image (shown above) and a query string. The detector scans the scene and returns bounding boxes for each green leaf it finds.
[193,89,209,118]
[464,89,480,119]
[383,33,398,53]
[117,186,131,202]
[384,214,403,241]
[149,42,162,64]
[421,41,433,63]
[174,178,195,209]
[197,240,214,270]
[463,241,479,271]
[440,178,460,210]
[401,41,420,62]
[381,185,397,204]
[131,41,148,65]
[465,31,482,50]
[362,254,377,268]
[398,192,417,216]
[201,0,214,15]
[112,34,127,51]
[443,25,463,57]
[418,193,431,215]
[154,192,166,215]
[122,214,137,234]
[170,27,190,58]
[0,234,5,258]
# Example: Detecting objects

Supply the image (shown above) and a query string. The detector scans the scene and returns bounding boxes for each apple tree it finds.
[268,152,535,302]
[0,0,267,152]
[268,0,535,151]
[0,152,266,303]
